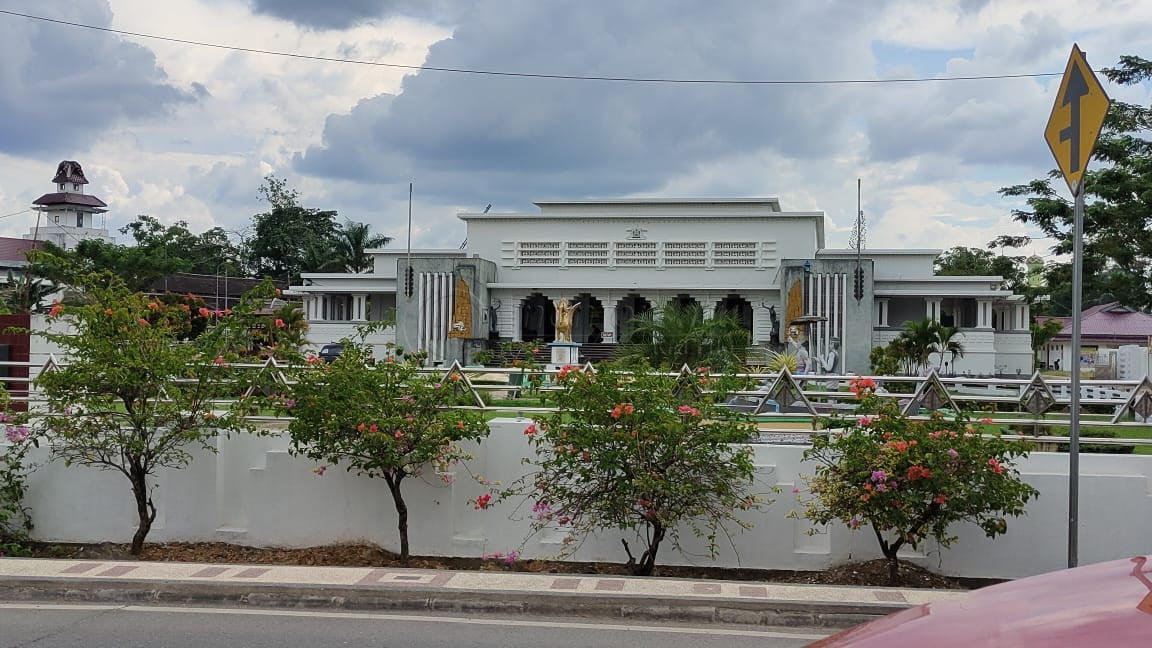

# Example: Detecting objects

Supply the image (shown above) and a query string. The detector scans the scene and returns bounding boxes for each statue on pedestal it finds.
[554,298,580,343]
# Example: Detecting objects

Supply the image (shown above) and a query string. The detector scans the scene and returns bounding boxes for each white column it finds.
[976,299,993,329]
[511,296,524,341]
[418,273,427,354]
[352,293,367,321]
[875,298,889,327]
[1015,303,1029,330]
[926,298,942,322]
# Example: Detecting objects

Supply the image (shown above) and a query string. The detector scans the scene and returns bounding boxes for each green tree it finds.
[934,246,1025,293]
[333,221,392,273]
[246,176,339,282]
[801,379,1039,584]
[934,324,965,372]
[34,276,272,554]
[490,364,764,576]
[1030,319,1065,368]
[0,271,58,314]
[617,302,749,371]
[996,55,1152,309]
[281,337,489,562]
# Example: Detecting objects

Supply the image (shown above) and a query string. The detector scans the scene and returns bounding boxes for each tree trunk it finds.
[128,467,156,556]
[384,474,409,563]
[631,523,665,577]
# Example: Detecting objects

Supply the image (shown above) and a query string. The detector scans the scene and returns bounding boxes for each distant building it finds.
[289,197,1033,376]
[1038,302,1152,371]
[0,238,42,282]
[26,160,115,250]
[146,273,288,311]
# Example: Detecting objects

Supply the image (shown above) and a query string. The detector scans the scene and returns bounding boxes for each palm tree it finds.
[934,324,965,372]
[617,302,749,371]
[897,319,938,374]
[333,221,392,273]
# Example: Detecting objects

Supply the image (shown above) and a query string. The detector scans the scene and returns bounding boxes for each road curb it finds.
[0,576,904,628]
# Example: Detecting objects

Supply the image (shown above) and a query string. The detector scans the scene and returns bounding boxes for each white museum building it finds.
[288,198,1033,376]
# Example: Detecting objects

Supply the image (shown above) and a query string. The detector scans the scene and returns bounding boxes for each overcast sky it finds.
[0,0,1148,259]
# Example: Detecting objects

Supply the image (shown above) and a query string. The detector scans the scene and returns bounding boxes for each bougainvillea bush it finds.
[0,391,34,556]
[35,276,275,554]
[282,336,489,562]
[495,363,765,576]
[801,378,1039,584]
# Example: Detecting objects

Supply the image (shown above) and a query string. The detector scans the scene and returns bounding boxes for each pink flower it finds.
[947,448,958,459]
[394,430,405,439]
[305,355,323,364]
[858,416,872,426]
[5,426,29,443]
[791,487,800,494]
[934,493,949,505]
[524,423,538,436]
[214,356,225,365]
[849,518,862,529]
[275,318,285,328]
[988,458,1004,474]
[198,307,211,317]
[312,465,327,476]
[979,417,994,424]
[870,470,887,482]
[138,318,150,326]
[147,302,159,309]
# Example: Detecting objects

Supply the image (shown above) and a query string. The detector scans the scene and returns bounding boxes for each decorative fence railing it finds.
[7,357,1152,451]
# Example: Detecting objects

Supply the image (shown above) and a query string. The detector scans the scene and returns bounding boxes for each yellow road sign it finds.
[1044,44,1111,196]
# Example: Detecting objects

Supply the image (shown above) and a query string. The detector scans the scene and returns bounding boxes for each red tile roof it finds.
[1040,302,1152,339]
[51,161,89,186]
[0,238,41,263]
[32,192,108,209]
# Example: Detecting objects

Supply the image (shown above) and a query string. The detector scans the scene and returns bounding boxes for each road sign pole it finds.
[1068,181,1084,569]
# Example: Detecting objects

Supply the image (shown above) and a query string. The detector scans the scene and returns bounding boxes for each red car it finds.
[813,555,1152,647]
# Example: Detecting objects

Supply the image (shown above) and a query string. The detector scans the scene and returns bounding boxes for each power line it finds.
[0,209,31,220]
[0,9,1067,86]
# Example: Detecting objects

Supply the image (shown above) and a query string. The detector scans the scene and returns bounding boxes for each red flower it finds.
[456,421,465,430]
[474,493,492,510]
[369,424,379,433]
[138,318,150,326]
[582,450,590,462]
[934,493,949,505]
[148,302,159,309]
[357,422,366,432]
[104,308,114,315]
[213,356,225,365]
[523,423,538,436]
[48,304,63,317]
[275,318,285,328]
[988,458,1004,474]
[905,465,931,481]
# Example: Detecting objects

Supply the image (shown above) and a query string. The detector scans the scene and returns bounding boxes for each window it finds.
[58,183,65,191]
[73,183,80,191]
[77,213,84,228]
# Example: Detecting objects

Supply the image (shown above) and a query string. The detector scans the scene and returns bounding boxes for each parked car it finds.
[812,554,1152,646]
[318,344,344,363]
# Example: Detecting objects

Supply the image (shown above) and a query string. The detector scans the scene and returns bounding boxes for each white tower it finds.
[26,160,115,250]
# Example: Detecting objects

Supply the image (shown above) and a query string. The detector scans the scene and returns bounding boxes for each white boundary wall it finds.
[17,418,1152,580]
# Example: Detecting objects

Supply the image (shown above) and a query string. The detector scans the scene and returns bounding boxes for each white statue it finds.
[786,325,809,373]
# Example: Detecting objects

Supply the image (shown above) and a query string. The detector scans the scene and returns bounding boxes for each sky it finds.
[0,0,1148,261]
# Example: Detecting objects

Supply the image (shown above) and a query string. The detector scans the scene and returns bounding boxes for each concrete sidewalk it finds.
[0,557,968,628]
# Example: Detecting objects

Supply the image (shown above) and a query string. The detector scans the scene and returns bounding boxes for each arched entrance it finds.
[520,293,554,342]
[616,294,652,343]
[570,293,604,343]
[716,295,753,333]
[672,294,698,310]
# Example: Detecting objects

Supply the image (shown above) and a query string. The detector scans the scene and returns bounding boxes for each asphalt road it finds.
[0,603,831,647]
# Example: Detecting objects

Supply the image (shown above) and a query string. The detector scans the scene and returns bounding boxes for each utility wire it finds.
[0,9,1067,86]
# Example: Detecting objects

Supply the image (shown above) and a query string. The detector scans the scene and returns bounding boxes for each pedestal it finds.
[549,342,581,368]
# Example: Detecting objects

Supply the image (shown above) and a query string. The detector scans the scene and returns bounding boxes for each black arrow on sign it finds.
[1059,61,1090,173]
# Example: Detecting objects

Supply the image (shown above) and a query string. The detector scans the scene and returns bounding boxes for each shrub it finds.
[801,378,1039,584]
[491,363,767,576]
[0,393,35,556]
[283,336,489,561]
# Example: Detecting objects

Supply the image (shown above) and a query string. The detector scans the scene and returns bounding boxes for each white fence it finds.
[18,419,1152,581]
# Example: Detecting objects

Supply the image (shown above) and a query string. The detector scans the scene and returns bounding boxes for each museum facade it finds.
[288,198,1032,376]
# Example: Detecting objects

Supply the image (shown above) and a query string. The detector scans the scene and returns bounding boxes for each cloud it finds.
[248,0,468,30]
[296,0,884,207]
[0,1,195,156]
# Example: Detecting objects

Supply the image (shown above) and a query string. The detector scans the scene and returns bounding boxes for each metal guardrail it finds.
[6,358,1151,450]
